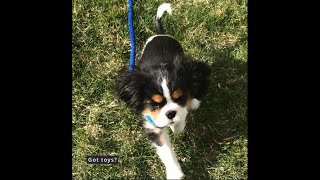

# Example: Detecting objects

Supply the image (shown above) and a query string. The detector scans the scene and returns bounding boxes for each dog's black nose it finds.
[166,110,176,119]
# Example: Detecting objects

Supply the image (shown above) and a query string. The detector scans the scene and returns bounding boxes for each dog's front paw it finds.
[188,98,200,111]
[170,121,185,134]
[166,168,184,180]
[170,124,184,134]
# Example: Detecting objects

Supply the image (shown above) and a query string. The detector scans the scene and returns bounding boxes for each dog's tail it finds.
[155,3,172,34]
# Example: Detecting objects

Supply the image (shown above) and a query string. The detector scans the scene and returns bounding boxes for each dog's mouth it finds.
[155,122,174,129]
[160,122,174,128]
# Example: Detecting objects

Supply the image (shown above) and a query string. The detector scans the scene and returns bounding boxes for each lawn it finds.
[72,0,247,179]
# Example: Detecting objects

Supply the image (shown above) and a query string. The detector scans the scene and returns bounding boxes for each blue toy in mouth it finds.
[145,115,158,127]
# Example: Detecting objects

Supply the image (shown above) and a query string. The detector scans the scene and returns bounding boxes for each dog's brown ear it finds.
[115,69,149,113]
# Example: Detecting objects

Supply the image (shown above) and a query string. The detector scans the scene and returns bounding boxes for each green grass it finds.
[72,0,247,179]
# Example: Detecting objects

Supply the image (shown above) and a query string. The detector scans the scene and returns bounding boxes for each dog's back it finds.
[139,3,183,70]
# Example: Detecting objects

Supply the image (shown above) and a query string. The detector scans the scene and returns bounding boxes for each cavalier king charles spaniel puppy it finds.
[116,3,211,179]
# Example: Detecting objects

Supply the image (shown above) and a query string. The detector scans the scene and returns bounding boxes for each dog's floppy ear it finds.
[173,55,211,99]
[188,59,211,99]
[115,69,148,113]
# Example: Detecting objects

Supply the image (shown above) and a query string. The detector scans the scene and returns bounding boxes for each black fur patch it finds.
[115,33,210,114]
[155,16,164,34]
[144,128,163,146]
[115,70,149,113]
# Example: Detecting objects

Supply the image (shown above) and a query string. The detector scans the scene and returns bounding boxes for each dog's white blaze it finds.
[161,79,171,102]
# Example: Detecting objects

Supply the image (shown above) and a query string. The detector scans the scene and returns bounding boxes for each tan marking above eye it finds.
[151,94,164,103]
[172,89,183,99]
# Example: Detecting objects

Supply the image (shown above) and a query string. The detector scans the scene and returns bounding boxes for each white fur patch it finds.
[161,79,171,102]
[154,129,184,179]
[170,119,186,134]
[156,3,172,20]
[189,98,201,110]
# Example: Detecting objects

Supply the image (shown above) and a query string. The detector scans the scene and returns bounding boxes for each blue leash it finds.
[128,0,157,128]
[128,0,135,72]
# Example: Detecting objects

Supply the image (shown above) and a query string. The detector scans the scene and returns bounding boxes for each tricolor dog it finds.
[116,3,211,179]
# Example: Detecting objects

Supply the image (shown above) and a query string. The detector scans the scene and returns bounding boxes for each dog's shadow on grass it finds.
[178,47,247,179]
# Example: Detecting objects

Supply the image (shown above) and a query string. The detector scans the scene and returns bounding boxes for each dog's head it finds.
[116,55,211,128]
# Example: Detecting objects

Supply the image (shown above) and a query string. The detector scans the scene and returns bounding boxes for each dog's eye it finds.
[151,101,161,108]
[144,100,161,111]
[149,103,160,111]
[153,105,160,110]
